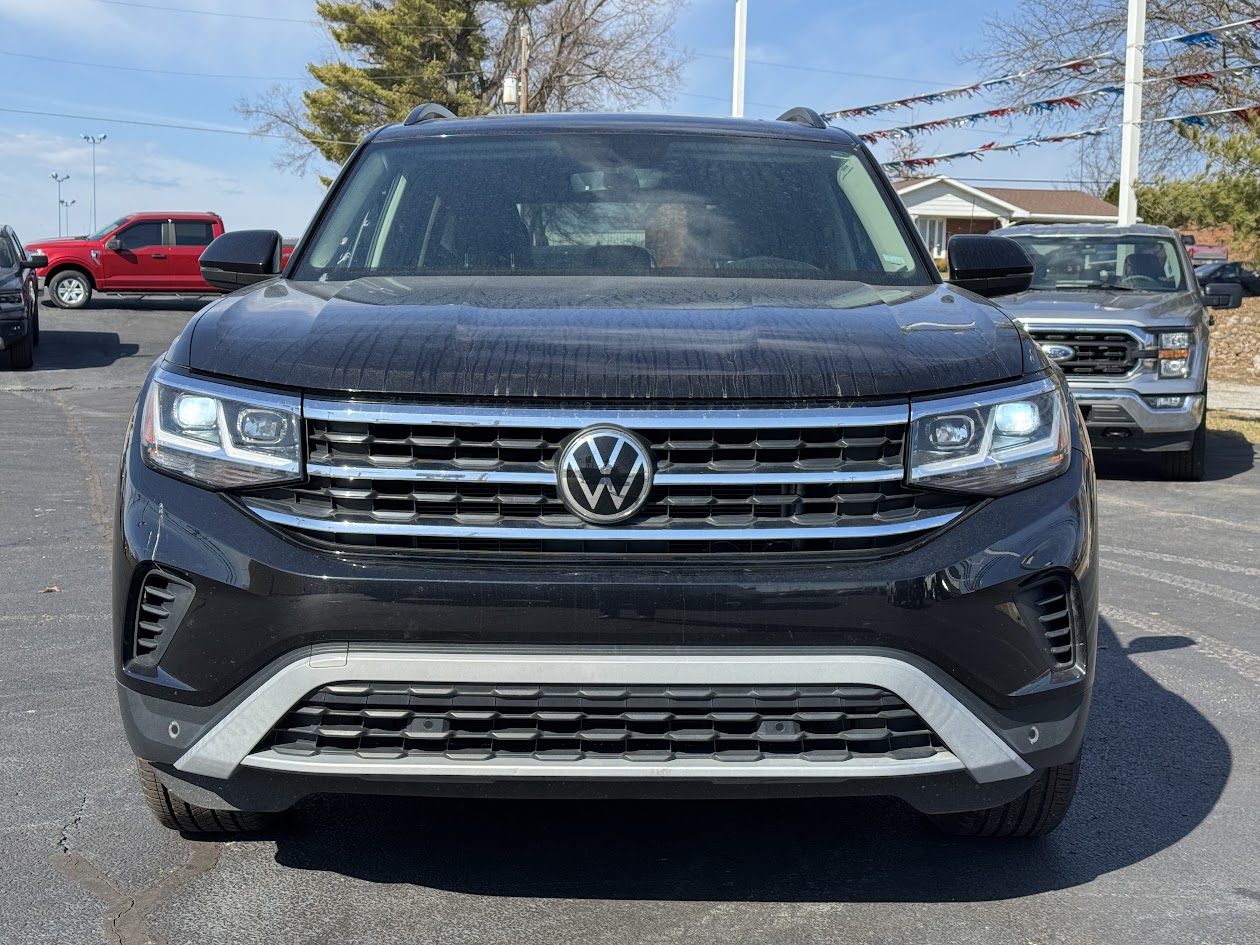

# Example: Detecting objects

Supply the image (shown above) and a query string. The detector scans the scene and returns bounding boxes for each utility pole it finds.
[49,172,70,237]
[60,198,76,237]
[519,19,531,114]
[80,133,107,233]
[732,0,748,117]
[1118,0,1146,226]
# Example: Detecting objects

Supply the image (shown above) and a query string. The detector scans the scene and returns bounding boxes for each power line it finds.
[0,105,356,146]
[692,52,962,87]
[0,49,467,83]
[89,0,482,29]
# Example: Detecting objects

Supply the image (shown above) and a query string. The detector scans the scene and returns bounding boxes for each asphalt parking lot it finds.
[2,301,1258,945]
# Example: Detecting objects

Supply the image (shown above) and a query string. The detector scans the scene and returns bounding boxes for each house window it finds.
[915,217,946,257]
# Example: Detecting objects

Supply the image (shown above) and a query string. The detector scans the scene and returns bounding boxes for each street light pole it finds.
[60,198,76,237]
[80,134,107,233]
[49,172,70,237]
[732,0,748,118]
[1118,0,1146,226]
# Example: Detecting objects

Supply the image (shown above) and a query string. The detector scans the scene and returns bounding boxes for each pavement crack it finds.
[58,792,88,855]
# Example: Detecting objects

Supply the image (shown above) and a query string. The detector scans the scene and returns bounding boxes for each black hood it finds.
[181,277,1028,401]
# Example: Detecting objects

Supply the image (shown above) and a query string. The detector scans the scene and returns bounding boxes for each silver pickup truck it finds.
[991,224,1241,480]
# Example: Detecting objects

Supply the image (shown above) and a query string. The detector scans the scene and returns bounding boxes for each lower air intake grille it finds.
[258,682,945,764]
[1018,575,1076,669]
[130,570,195,666]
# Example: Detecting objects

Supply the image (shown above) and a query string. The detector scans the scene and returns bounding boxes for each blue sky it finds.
[0,0,1107,243]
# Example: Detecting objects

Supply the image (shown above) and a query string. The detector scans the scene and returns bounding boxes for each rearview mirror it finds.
[21,253,48,269]
[1204,281,1243,310]
[104,237,121,251]
[199,230,283,292]
[946,235,1034,298]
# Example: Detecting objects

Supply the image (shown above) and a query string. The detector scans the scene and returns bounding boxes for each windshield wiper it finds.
[1053,282,1137,292]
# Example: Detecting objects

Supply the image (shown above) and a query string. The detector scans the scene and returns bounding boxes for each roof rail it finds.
[403,103,458,126]
[776,107,828,130]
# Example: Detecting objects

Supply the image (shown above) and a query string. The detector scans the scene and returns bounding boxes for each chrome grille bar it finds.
[305,462,906,485]
[304,399,909,429]
[244,504,963,541]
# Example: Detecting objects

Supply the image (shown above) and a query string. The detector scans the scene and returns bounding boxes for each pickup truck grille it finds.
[244,401,972,555]
[1029,330,1141,377]
[259,682,945,764]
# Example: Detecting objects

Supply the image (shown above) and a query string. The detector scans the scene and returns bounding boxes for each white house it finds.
[893,176,1120,257]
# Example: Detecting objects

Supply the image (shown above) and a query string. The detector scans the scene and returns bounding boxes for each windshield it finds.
[293,133,926,285]
[1003,233,1187,292]
[87,216,131,242]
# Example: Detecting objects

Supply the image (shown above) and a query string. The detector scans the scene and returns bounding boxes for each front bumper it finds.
[0,312,29,350]
[1072,388,1204,451]
[114,418,1097,812]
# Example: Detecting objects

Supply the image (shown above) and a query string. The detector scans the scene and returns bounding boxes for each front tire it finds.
[1161,415,1207,482]
[6,330,33,369]
[928,759,1079,838]
[135,758,270,835]
[31,302,39,346]
[48,270,92,309]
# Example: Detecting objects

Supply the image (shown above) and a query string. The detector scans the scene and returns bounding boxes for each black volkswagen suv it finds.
[115,107,1097,838]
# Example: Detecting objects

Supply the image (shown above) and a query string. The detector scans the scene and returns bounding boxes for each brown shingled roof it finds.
[978,187,1118,218]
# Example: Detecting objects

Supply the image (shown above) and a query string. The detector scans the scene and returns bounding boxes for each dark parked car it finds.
[1195,260,1260,296]
[0,225,47,369]
[116,106,1097,840]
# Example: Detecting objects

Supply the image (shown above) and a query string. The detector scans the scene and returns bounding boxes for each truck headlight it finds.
[0,292,22,307]
[1158,331,1192,378]
[908,377,1071,496]
[140,367,302,489]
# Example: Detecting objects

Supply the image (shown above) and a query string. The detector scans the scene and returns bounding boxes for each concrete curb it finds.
[1210,382,1260,416]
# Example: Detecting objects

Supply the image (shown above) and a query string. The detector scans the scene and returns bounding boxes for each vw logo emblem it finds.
[556,425,654,524]
[1040,343,1076,364]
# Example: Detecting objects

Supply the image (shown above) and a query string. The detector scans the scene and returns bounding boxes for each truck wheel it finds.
[135,758,270,835]
[927,758,1079,838]
[6,331,33,369]
[31,303,40,346]
[48,270,92,309]
[1161,415,1207,482]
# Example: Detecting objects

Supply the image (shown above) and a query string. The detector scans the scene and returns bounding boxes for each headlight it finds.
[0,292,22,306]
[908,376,1071,495]
[140,368,302,489]
[1157,330,1192,378]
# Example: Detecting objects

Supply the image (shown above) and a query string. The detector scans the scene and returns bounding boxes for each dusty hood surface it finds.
[180,276,1028,401]
[996,288,1200,323]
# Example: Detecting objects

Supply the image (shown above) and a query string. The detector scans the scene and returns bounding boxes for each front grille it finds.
[244,402,973,555]
[258,682,946,763]
[1031,330,1140,377]
[1017,575,1076,669]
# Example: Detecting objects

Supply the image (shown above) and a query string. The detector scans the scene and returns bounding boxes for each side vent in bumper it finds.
[1017,575,1076,670]
[130,570,195,667]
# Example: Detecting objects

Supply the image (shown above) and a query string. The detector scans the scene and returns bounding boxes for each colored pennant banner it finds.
[1155,17,1260,49]
[879,129,1105,172]
[851,88,1124,143]
[878,103,1260,172]
[822,57,1106,120]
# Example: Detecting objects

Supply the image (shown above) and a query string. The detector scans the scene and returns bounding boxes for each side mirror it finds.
[104,237,121,251]
[1204,282,1243,310]
[21,253,48,269]
[946,235,1034,298]
[199,230,283,292]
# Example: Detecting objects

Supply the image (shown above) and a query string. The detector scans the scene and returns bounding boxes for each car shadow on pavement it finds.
[1094,429,1254,482]
[27,331,140,371]
[64,297,211,313]
[267,618,1231,902]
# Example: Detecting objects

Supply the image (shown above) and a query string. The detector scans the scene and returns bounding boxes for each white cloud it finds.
[0,131,325,241]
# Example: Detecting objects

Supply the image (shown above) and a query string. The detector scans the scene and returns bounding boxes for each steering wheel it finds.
[1119,274,1164,289]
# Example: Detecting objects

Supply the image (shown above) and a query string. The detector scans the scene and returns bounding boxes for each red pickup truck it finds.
[25,212,292,309]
